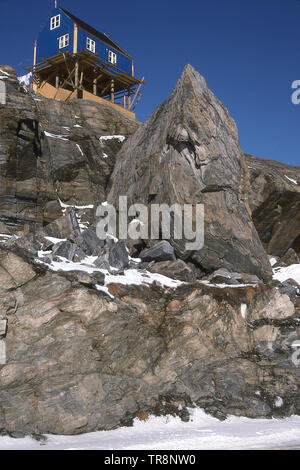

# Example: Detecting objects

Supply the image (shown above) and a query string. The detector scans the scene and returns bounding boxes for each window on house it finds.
[86,37,96,53]
[59,34,69,49]
[50,15,61,30]
[108,50,117,65]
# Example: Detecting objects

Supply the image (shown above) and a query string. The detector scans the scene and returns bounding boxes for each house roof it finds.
[60,7,132,59]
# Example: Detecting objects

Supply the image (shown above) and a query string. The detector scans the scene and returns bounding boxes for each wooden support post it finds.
[100,81,111,97]
[93,72,103,96]
[33,40,37,91]
[128,78,144,111]
[33,40,37,67]
[110,79,114,103]
[55,74,60,89]
[93,77,97,95]
[73,24,78,54]
[123,95,126,108]
[75,61,79,97]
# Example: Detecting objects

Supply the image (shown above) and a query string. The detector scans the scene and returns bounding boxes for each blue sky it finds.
[0,0,299,166]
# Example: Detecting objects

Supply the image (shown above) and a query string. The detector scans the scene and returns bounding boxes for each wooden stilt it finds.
[128,77,144,111]
[73,24,78,54]
[55,75,59,89]
[110,79,115,103]
[93,78,97,95]
[75,61,79,98]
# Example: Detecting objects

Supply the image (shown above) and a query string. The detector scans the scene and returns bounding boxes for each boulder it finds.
[43,210,81,240]
[64,270,105,286]
[108,65,272,282]
[52,240,76,260]
[108,241,129,270]
[149,260,196,282]
[208,268,262,285]
[275,248,300,268]
[81,222,105,255]
[279,279,300,305]
[140,241,176,263]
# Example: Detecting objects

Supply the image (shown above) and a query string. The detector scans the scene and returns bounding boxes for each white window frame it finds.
[86,37,96,53]
[50,15,61,30]
[108,50,117,65]
[58,33,69,49]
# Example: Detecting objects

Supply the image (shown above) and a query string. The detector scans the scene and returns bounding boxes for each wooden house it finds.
[27,2,144,118]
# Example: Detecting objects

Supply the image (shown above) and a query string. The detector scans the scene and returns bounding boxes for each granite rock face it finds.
[0,66,139,234]
[108,65,272,281]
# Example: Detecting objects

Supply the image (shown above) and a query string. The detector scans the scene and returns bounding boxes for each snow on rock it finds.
[44,131,69,141]
[99,135,125,142]
[76,144,84,156]
[269,257,278,267]
[1,408,300,450]
[35,253,183,290]
[44,236,67,244]
[285,175,298,185]
[0,234,12,240]
[58,197,94,213]
[275,397,284,408]
[200,280,258,289]
[273,264,300,284]
[241,303,247,320]
[104,269,183,289]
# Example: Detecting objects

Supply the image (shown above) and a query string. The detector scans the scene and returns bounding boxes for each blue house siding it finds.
[36,8,133,76]
[36,8,74,62]
[76,29,132,75]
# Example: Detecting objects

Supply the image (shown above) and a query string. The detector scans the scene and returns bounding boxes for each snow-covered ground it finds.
[0,409,300,450]
[273,264,300,284]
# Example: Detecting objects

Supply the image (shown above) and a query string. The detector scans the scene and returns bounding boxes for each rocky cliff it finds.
[108,65,272,281]
[0,66,139,234]
[0,246,300,436]
[246,154,300,258]
[0,64,300,437]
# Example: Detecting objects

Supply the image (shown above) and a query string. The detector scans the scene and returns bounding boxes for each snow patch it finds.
[269,257,278,267]
[273,264,300,284]
[1,408,300,450]
[44,131,69,141]
[44,236,67,244]
[76,144,84,156]
[241,303,247,320]
[275,397,284,408]
[285,175,298,185]
[200,280,257,289]
[99,135,125,142]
